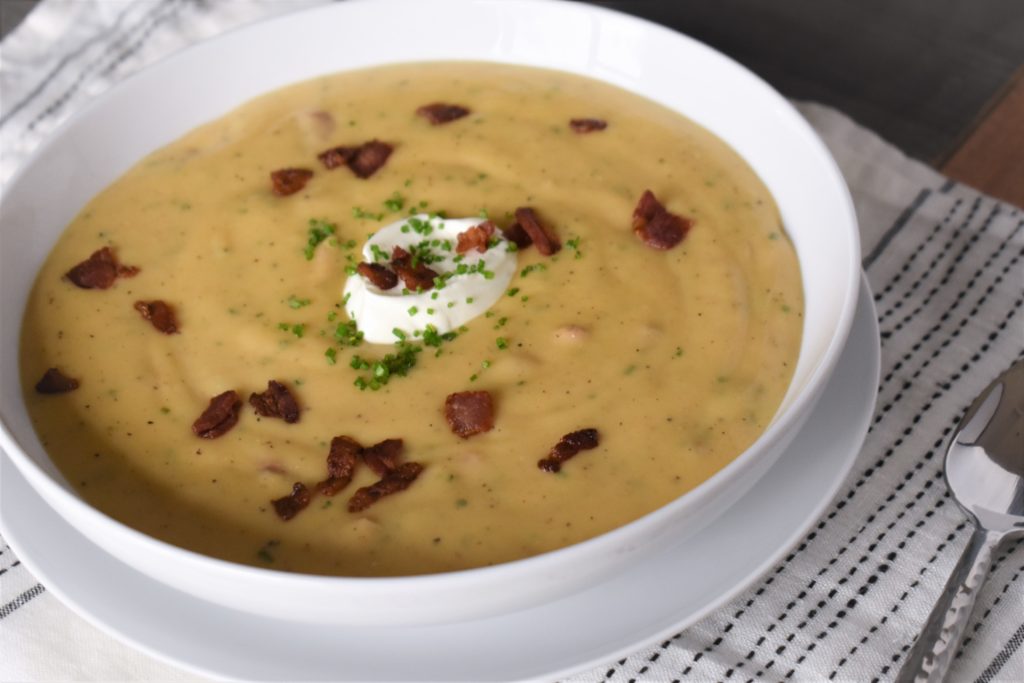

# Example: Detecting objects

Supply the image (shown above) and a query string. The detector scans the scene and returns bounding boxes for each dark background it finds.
[2,0,1022,165]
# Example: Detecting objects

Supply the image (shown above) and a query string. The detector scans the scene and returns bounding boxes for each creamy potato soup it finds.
[20,63,802,576]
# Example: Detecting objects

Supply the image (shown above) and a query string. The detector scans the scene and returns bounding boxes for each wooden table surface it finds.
[2,0,1022,206]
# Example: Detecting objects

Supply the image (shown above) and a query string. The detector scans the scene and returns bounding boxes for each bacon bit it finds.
[445,391,495,439]
[327,436,362,478]
[133,300,179,334]
[317,435,362,497]
[393,261,439,292]
[271,434,418,518]
[456,220,496,254]
[249,380,300,423]
[34,368,79,394]
[569,118,608,133]
[317,146,352,170]
[391,246,411,265]
[538,428,600,472]
[192,390,241,439]
[272,482,312,521]
[502,222,533,250]
[270,168,313,196]
[416,103,471,125]
[348,140,393,178]
[348,462,424,513]
[65,247,138,290]
[356,262,398,290]
[317,140,393,178]
[514,207,560,256]
[362,438,403,476]
[632,190,691,250]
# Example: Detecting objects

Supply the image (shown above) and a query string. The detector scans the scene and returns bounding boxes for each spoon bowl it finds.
[945,362,1024,533]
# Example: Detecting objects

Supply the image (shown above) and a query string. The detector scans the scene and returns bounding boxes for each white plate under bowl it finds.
[0,0,860,625]
[0,277,879,682]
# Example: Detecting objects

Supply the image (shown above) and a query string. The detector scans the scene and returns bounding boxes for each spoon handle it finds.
[895,525,1003,683]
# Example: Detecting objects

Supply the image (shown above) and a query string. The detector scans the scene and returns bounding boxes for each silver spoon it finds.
[895,360,1024,683]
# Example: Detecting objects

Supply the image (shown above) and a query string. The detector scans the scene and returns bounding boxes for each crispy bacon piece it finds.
[270,168,313,196]
[362,438,403,476]
[348,140,393,178]
[192,390,241,439]
[445,391,495,439]
[456,220,497,254]
[569,118,608,133]
[34,368,79,394]
[393,261,439,292]
[514,207,560,256]
[272,482,312,521]
[502,222,532,249]
[317,147,352,170]
[249,380,300,423]
[65,247,138,289]
[391,246,411,266]
[133,300,179,334]
[356,262,398,290]
[348,462,424,513]
[317,140,393,178]
[327,436,363,478]
[632,190,691,250]
[317,435,362,497]
[416,103,471,125]
[538,428,600,473]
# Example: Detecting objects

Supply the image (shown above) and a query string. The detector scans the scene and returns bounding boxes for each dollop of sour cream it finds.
[343,214,517,343]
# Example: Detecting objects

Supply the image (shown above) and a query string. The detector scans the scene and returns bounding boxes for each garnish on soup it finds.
[249,380,301,423]
[270,168,313,196]
[34,368,79,394]
[272,482,312,521]
[632,189,691,250]
[65,247,138,289]
[512,207,560,256]
[192,390,242,439]
[569,118,607,133]
[416,103,471,125]
[444,391,495,438]
[133,300,179,334]
[538,428,600,473]
[348,461,425,513]
[317,139,394,178]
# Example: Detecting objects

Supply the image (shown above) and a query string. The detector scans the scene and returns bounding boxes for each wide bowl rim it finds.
[0,0,860,595]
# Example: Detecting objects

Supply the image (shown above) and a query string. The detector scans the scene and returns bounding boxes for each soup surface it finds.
[20,63,802,576]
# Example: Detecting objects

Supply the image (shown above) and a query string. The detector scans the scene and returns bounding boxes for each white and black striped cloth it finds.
[1,1,1021,681]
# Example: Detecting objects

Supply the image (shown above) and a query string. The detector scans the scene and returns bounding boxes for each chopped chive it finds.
[304,218,336,260]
